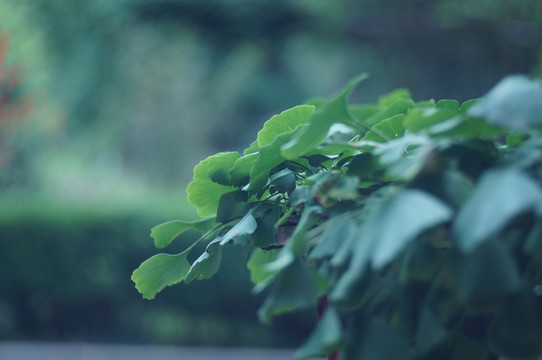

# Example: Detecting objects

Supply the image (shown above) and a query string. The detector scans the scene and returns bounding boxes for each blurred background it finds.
[0,0,541,351]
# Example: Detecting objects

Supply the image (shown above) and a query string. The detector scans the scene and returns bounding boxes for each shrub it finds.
[133,74,542,359]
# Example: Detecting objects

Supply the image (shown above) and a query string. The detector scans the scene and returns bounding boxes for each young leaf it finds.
[257,105,315,147]
[364,98,414,127]
[131,252,191,300]
[361,114,405,144]
[378,88,412,106]
[187,152,240,217]
[193,151,240,185]
[454,168,542,252]
[151,218,216,249]
[281,74,368,159]
[187,178,236,218]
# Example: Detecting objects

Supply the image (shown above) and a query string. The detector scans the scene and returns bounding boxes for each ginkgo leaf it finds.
[151,218,215,249]
[257,105,315,147]
[454,168,542,252]
[281,74,367,159]
[131,252,191,300]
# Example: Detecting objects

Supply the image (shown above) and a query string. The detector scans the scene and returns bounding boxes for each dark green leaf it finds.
[216,191,247,223]
[151,217,216,249]
[251,204,280,248]
[450,335,489,360]
[131,252,190,300]
[258,258,319,324]
[487,290,542,358]
[310,214,359,260]
[219,210,257,246]
[457,240,522,306]
[269,169,296,195]
[415,306,447,354]
[333,190,451,298]
[524,218,542,263]
[454,168,542,252]
[247,248,278,284]
[342,315,410,360]
[249,131,296,190]
[295,307,343,359]
[184,239,223,284]
[468,75,542,129]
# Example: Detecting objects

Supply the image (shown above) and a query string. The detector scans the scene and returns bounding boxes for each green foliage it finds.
[134,74,542,359]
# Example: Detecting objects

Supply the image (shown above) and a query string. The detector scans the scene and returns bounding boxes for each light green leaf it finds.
[193,151,240,185]
[184,239,223,284]
[243,140,259,155]
[403,108,457,132]
[131,252,190,300]
[257,105,315,147]
[436,99,459,113]
[360,114,405,147]
[378,88,412,107]
[187,178,236,218]
[349,104,380,124]
[295,307,343,359]
[281,74,368,159]
[229,153,258,187]
[454,168,542,252]
[151,218,216,249]
[187,152,240,217]
[468,75,542,129]
[364,99,414,127]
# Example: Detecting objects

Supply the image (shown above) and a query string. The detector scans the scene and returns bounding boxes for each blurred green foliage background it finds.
[0,0,541,348]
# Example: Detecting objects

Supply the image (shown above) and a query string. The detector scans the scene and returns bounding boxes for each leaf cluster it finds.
[133,74,542,359]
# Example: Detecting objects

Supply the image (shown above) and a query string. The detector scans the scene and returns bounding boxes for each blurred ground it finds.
[0,342,304,360]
